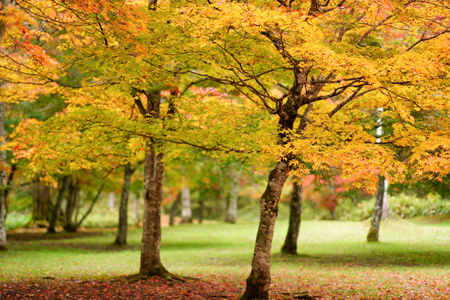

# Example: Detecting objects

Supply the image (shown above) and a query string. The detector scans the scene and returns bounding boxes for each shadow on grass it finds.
[272,243,450,267]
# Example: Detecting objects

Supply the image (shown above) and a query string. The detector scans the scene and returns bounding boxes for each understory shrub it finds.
[389,193,450,218]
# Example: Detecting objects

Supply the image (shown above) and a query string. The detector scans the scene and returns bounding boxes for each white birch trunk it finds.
[181,186,191,223]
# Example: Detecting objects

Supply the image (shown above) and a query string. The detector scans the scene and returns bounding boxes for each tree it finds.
[171,1,450,298]
[0,0,16,250]
[114,163,137,246]
[281,179,302,255]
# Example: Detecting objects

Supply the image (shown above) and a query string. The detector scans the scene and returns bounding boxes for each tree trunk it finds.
[133,193,140,227]
[281,180,302,255]
[0,103,6,250]
[115,164,133,245]
[225,166,239,224]
[32,182,50,224]
[367,176,385,242]
[381,179,390,220]
[242,161,290,300]
[198,197,204,224]
[64,179,79,232]
[47,176,70,234]
[139,88,169,277]
[218,168,227,220]
[140,146,168,276]
[181,186,192,223]
[169,192,181,226]
[108,192,116,211]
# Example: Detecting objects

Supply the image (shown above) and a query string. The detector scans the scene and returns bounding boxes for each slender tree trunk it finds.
[169,192,181,226]
[64,179,79,232]
[381,179,390,220]
[115,164,133,245]
[198,198,204,223]
[281,180,302,255]
[218,168,227,220]
[47,176,70,234]
[242,161,290,300]
[181,186,192,223]
[367,176,385,242]
[0,103,7,250]
[225,166,239,224]
[108,192,116,211]
[133,193,140,227]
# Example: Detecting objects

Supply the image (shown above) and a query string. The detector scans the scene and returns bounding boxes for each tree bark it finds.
[367,176,385,242]
[281,180,303,255]
[47,176,70,234]
[181,186,192,223]
[115,164,133,245]
[242,161,290,300]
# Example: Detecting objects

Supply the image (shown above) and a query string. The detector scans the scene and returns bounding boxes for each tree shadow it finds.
[272,243,450,267]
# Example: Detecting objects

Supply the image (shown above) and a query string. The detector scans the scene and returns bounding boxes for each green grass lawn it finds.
[1,219,449,299]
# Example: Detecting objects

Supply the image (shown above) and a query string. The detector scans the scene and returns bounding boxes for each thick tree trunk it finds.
[281,180,303,255]
[181,186,192,223]
[32,182,50,223]
[367,176,385,242]
[225,167,239,224]
[242,161,290,300]
[47,176,70,234]
[169,192,181,226]
[64,179,79,232]
[115,164,133,245]
[140,146,167,276]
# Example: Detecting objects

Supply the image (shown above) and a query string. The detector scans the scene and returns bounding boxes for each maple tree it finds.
[167,0,450,298]
[3,0,450,299]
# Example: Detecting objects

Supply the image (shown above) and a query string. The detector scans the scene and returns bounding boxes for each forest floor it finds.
[1,219,449,299]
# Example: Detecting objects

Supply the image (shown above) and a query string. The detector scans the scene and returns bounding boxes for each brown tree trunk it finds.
[139,89,169,277]
[367,176,385,242]
[64,179,79,233]
[47,176,70,234]
[32,182,50,224]
[140,146,167,276]
[115,164,133,245]
[133,194,140,227]
[242,161,290,300]
[281,180,302,255]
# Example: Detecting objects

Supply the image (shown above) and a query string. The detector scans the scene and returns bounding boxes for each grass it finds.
[1,218,449,299]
